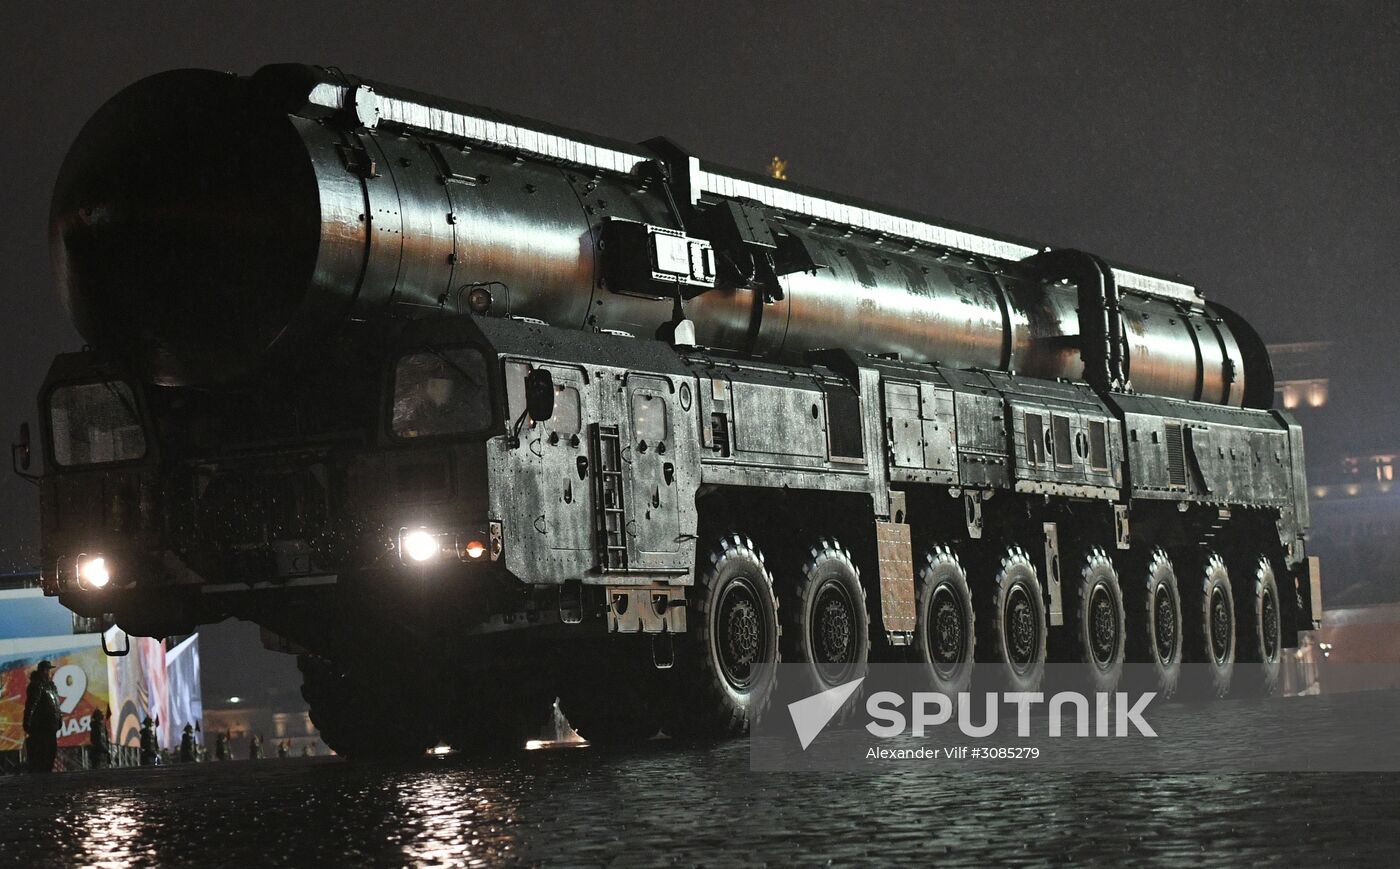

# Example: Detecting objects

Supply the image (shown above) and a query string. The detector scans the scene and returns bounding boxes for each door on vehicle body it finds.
[624,374,682,569]
[504,360,591,554]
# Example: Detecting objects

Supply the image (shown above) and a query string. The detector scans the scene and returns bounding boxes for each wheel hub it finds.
[813,583,854,664]
[1209,586,1231,664]
[929,584,966,670]
[717,579,764,689]
[1089,582,1119,667]
[1262,586,1280,661]
[1153,583,1177,664]
[1006,584,1038,668]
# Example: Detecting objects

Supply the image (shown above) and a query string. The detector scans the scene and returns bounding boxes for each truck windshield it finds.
[392,347,492,438]
[49,381,147,466]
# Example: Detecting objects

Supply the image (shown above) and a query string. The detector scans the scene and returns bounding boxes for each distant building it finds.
[1270,341,1331,412]
[198,623,328,757]
[1341,452,1396,483]
[202,703,322,758]
[1268,341,1400,606]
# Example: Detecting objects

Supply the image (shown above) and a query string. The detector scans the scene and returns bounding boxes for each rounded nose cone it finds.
[51,69,321,384]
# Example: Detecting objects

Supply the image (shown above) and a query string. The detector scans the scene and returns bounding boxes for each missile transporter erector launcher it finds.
[30,64,1320,754]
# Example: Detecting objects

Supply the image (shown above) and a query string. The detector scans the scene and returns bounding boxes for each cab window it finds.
[631,393,668,442]
[1052,414,1074,468]
[49,382,147,466]
[548,385,582,434]
[1025,412,1046,467]
[392,348,492,438]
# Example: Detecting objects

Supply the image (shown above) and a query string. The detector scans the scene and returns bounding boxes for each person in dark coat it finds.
[139,716,160,766]
[179,724,197,762]
[215,731,231,761]
[89,707,111,768]
[248,734,264,760]
[23,661,62,773]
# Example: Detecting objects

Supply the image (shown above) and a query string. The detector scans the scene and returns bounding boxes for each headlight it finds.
[401,529,441,563]
[77,555,111,589]
[397,527,494,565]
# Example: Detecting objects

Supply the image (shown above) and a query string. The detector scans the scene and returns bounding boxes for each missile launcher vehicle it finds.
[24,64,1320,754]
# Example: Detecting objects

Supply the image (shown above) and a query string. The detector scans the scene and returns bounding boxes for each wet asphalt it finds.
[1,705,1398,867]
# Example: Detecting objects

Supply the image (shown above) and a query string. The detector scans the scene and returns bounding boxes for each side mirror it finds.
[12,421,31,473]
[525,369,556,423]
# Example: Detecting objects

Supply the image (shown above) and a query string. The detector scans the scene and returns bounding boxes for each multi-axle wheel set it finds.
[300,524,1288,758]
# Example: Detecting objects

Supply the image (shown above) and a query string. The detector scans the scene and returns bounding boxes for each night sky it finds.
[2,0,1397,569]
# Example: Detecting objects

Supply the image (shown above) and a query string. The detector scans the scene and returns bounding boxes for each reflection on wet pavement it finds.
[2,726,1398,866]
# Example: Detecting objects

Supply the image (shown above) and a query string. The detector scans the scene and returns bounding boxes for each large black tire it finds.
[1124,548,1183,699]
[779,537,870,697]
[976,546,1047,693]
[298,656,439,759]
[662,531,779,740]
[1183,552,1235,699]
[911,545,975,695]
[1065,548,1126,693]
[1235,554,1283,697]
[557,637,663,746]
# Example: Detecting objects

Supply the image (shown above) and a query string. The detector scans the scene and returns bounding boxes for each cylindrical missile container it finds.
[51,64,1269,406]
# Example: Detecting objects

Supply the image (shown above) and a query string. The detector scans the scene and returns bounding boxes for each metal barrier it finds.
[3,744,145,774]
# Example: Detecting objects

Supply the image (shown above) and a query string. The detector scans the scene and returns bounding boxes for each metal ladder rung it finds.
[592,423,629,571]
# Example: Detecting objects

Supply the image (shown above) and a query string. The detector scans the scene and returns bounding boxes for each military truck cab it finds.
[33,313,703,630]
[36,352,159,622]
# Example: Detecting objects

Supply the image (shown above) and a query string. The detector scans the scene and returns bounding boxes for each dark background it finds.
[1,2,1397,686]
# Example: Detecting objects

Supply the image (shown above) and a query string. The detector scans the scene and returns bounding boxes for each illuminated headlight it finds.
[77,555,111,590]
[401,529,442,563]
[397,527,494,565]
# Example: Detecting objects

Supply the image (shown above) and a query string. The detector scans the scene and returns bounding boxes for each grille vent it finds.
[1165,422,1187,487]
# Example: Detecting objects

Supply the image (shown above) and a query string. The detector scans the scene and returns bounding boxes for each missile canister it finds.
[50,64,1271,406]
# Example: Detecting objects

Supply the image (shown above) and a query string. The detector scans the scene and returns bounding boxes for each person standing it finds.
[139,716,160,766]
[215,731,231,761]
[277,739,290,759]
[179,724,197,762]
[1295,634,1322,695]
[248,733,263,760]
[89,707,112,769]
[23,661,62,774]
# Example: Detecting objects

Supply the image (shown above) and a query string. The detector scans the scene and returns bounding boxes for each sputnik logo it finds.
[787,677,865,750]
